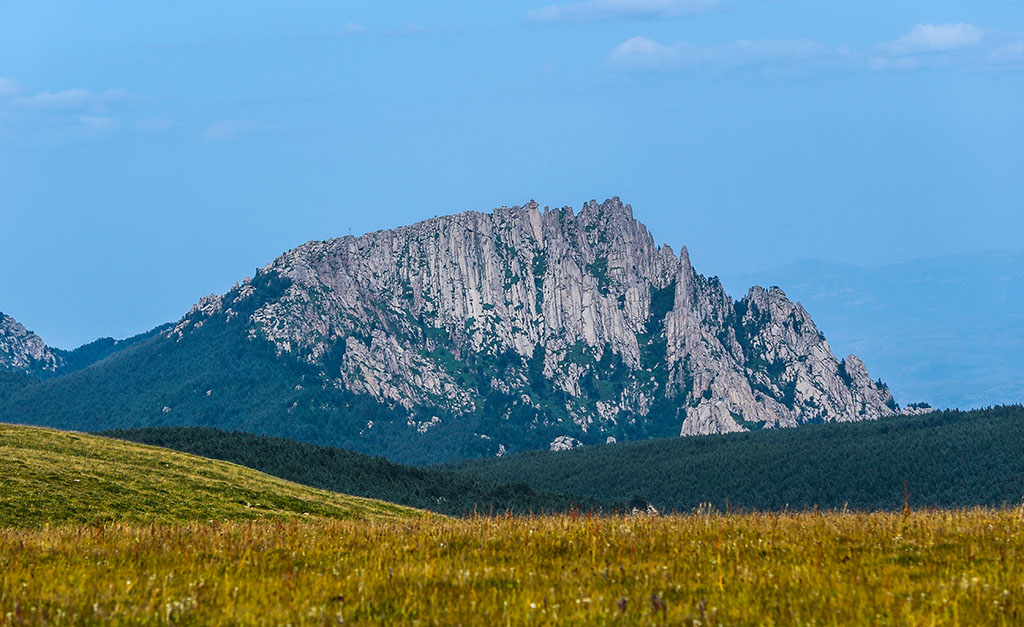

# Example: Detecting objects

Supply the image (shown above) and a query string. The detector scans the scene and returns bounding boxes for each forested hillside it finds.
[451,406,1024,512]
[101,427,593,515]
[0,304,441,463]
[105,407,1024,515]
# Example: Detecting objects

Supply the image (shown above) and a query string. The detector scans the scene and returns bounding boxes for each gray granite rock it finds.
[169,197,900,438]
[0,312,62,374]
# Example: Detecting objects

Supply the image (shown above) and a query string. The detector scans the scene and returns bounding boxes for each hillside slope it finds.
[0,424,420,527]
[0,199,901,464]
[100,426,595,515]
[450,406,1024,512]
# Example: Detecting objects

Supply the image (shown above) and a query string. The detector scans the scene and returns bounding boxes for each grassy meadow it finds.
[3,509,1024,624]
[3,423,1023,624]
[0,424,420,527]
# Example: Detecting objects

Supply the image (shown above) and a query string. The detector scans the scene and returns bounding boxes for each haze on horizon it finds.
[2,2,1021,399]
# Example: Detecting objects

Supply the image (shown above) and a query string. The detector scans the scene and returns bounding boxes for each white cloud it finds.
[881,23,985,56]
[0,77,22,97]
[610,36,841,73]
[610,24,1023,75]
[10,88,136,111]
[527,0,717,23]
[868,23,1024,72]
[14,88,91,110]
[306,20,456,40]
[0,81,150,143]
[204,119,257,142]
[610,36,681,69]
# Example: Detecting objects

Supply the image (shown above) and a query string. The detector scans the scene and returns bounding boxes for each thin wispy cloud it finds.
[609,36,679,69]
[10,88,136,111]
[307,20,455,40]
[14,88,90,110]
[0,80,151,144]
[204,119,258,142]
[871,23,1022,72]
[527,0,717,23]
[610,36,842,73]
[610,24,1024,75]
[880,23,985,56]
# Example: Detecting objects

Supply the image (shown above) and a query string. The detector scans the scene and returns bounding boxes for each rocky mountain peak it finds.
[0,312,62,375]
[166,197,900,456]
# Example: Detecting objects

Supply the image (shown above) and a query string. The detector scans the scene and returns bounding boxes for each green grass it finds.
[2,510,1023,624]
[0,423,422,527]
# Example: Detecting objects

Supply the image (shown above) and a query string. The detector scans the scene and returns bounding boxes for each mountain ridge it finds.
[0,312,61,375]
[1,197,904,463]
[0,311,169,379]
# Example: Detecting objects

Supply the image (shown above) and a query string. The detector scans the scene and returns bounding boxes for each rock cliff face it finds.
[0,313,62,375]
[171,198,898,452]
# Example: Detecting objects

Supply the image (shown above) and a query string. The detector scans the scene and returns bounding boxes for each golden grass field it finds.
[0,424,420,527]
[2,509,1023,625]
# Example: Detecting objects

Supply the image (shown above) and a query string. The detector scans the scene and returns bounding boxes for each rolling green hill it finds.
[448,406,1024,512]
[99,426,596,515]
[0,423,421,527]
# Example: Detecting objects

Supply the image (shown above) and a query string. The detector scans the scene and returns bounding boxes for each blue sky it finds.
[1,1,1022,348]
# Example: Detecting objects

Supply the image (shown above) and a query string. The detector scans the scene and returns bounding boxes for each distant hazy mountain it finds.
[1,198,902,463]
[721,250,1024,409]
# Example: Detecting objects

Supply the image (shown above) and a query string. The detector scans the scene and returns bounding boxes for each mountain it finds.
[0,198,901,463]
[721,250,1024,410]
[0,310,168,379]
[450,405,1024,512]
[0,423,420,527]
[0,312,62,375]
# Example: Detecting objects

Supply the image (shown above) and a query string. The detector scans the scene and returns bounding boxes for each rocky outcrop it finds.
[550,435,583,451]
[0,312,62,375]
[900,403,934,416]
[169,197,900,454]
